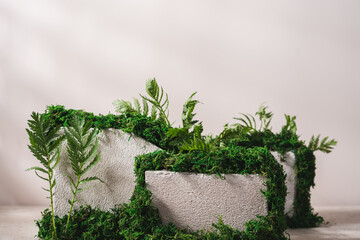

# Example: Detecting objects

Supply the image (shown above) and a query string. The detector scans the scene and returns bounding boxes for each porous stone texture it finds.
[271,151,296,217]
[54,129,159,217]
[145,171,267,231]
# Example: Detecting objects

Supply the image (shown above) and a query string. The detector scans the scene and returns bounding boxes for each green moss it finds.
[34,104,321,239]
[224,129,324,228]
[133,147,288,239]
[36,147,288,240]
[42,105,171,150]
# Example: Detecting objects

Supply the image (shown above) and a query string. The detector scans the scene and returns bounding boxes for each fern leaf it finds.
[182,92,200,129]
[51,179,56,189]
[84,128,98,150]
[113,99,136,114]
[151,105,157,120]
[141,78,171,126]
[308,134,337,153]
[83,141,99,165]
[34,171,48,181]
[133,98,141,113]
[67,175,76,188]
[26,166,48,174]
[81,153,101,176]
[142,98,149,116]
[80,176,104,184]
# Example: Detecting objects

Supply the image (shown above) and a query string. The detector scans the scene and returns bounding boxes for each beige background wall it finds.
[0,0,359,206]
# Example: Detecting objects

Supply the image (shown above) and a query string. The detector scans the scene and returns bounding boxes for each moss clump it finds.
[33,104,328,240]
[224,129,324,228]
[42,105,171,150]
[36,146,288,240]
[133,147,288,239]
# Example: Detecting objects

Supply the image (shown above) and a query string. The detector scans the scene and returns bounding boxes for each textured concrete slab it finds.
[145,171,268,231]
[54,129,159,217]
[272,151,296,217]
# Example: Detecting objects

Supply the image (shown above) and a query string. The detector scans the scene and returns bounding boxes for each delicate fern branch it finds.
[113,97,150,117]
[255,104,273,131]
[217,123,248,146]
[234,104,273,133]
[140,78,171,126]
[179,135,214,152]
[234,113,257,133]
[182,92,200,129]
[64,117,103,229]
[308,135,337,153]
[26,112,65,239]
[283,114,297,134]
[166,92,209,151]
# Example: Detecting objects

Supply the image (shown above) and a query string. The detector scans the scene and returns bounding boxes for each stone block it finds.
[54,129,159,217]
[145,171,267,231]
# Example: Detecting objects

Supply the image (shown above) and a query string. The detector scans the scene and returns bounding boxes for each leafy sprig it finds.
[234,103,273,134]
[140,78,171,126]
[113,97,158,121]
[256,104,273,131]
[64,116,103,229]
[26,112,65,239]
[283,114,297,134]
[308,135,337,153]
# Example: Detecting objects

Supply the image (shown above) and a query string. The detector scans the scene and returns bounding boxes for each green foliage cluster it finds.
[114,78,214,153]
[26,112,66,239]
[36,147,288,240]
[64,117,103,229]
[31,78,337,238]
[134,147,288,240]
[42,105,170,150]
[218,105,336,228]
[27,113,104,238]
[113,78,171,126]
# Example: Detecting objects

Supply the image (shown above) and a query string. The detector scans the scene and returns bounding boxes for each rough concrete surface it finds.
[145,171,268,231]
[54,129,159,216]
[271,151,296,217]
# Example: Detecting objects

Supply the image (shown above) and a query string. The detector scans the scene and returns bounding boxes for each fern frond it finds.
[179,136,214,153]
[234,113,257,133]
[283,114,297,134]
[182,92,200,129]
[26,111,65,238]
[133,98,141,113]
[151,105,157,120]
[81,153,101,176]
[64,116,103,229]
[140,78,171,126]
[256,104,273,131]
[308,134,337,153]
[142,98,149,116]
[80,176,104,184]
[113,99,136,114]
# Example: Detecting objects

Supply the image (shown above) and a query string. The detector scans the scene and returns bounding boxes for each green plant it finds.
[134,147,288,239]
[166,92,214,152]
[283,114,297,134]
[220,105,337,228]
[26,112,65,239]
[256,104,273,131]
[43,105,170,150]
[64,116,103,229]
[308,135,337,154]
[140,78,171,126]
[233,103,273,134]
[113,97,158,121]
